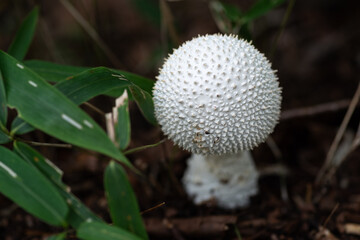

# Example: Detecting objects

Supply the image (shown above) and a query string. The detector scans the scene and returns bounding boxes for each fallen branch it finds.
[145,215,237,238]
[315,82,360,185]
[281,99,351,120]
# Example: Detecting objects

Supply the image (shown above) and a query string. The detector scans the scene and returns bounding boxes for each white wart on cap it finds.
[153,34,281,155]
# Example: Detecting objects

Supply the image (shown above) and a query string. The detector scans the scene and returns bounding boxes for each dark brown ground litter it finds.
[1,0,360,239]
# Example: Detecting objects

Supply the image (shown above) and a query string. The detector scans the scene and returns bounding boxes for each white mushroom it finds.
[153,34,281,209]
[183,151,258,209]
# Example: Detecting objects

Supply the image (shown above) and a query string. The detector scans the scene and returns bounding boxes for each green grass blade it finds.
[25,60,155,95]
[104,161,148,239]
[129,86,157,125]
[243,0,285,23]
[0,70,7,127]
[115,92,131,150]
[14,141,103,228]
[220,2,243,22]
[10,117,34,135]
[77,221,142,240]
[0,51,132,168]
[55,67,131,105]
[130,0,161,26]
[0,130,11,144]
[25,60,88,83]
[114,70,154,96]
[46,232,66,240]
[9,64,154,142]
[0,146,68,226]
[7,7,39,61]
[14,142,64,186]
[65,194,103,229]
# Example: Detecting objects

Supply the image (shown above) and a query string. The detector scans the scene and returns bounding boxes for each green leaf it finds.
[0,51,132,168]
[0,130,11,144]
[54,66,155,126]
[13,142,103,228]
[46,232,66,240]
[104,161,148,239]
[25,60,88,83]
[0,146,68,226]
[14,142,64,186]
[10,117,34,135]
[65,193,103,229]
[209,0,284,37]
[115,70,154,97]
[218,1,243,22]
[0,70,7,127]
[25,60,155,95]
[55,67,131,105]
[238,23,252,41]
[77,221,142,240]
[104,86,131,99]
[7,7,39,61]
[209,1,244,34]
[130,0,161,26]
[114,92,131,150]
[243,0,285,23]
[129,86,157,125]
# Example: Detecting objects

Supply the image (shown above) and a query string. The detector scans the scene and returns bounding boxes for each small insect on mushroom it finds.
[153,34,281,209]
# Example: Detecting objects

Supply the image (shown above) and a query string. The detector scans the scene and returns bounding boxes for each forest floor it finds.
[0,0,360,239]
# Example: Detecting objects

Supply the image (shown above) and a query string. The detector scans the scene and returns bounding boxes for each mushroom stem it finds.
[183,151,259,209]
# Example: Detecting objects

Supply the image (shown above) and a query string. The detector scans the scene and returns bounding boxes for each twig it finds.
[18,139,72,148]
[323,202,339,227]
[259,163,288,176]
[315,82,360,185]
[261,138,289,201]
[59,0,124,68]
[160,0,180,46]
[141,202,165,215]
[320,131,353,185]
[163,219,186,240]
[350,117,360,150]
[145,215,236,238]
[264,0,296,202]
[39,17,65,63]
[266,136,282,160]
[281,99,351,120]
[282,98,360,187]
[83,102,105,116]
[208,1,235,34]
[160,137,187,197]
[123,139,166,155]
[269,0,296,59]
[305,183,312,204]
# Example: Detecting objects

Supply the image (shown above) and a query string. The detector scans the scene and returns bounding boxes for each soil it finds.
[0,0,360,239]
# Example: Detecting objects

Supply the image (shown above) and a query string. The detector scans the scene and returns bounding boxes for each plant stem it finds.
[316,81,360,185]
[269,0,296,59]
[83,102,105,116]
[59,0,124,68]
[17,139,72,148]
[323,202,339,227]
[281,99,351,120]
[141,202,165,215]
[123,139,166,155]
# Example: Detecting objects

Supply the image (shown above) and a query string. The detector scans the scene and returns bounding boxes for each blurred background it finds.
[0,0,360,239]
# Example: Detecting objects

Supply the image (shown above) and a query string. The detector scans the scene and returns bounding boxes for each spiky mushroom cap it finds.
[153,34,281,155]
